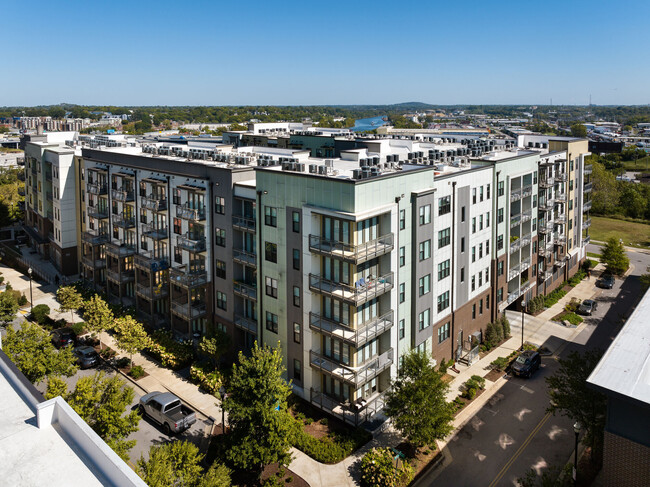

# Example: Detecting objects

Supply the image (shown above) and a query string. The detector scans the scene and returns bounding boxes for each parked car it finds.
[578,299,598,316]
[138,391,197,435]
[598,275,615,289]
[73,345,99,369]
[51,328,76,349]
[511,350,541,378]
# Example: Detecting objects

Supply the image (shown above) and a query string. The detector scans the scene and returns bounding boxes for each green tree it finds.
[3,322,77,383]
[83,294,114,341]
[222,341,293,476]
[385,350,455,449]
[0,289,19,327]
[56,286,84,324]
[640,267,650,291]
[113,315,151,367]
[570,123,587,138]
[66,372,140,461]
[45,376,68,400]
[599,237,630,275]
[198,464,232,487]
[199,330,230,369]
[590,159,619,215]
[546,350,606,456]
[359,447,414,487]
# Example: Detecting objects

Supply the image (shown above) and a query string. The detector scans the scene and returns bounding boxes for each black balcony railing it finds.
[233,249,257,267]
[113,213,135,228]
[309,233,394,264]
[134,251,169,271]
[106,268,135,283]
[88,207,109,219]
[82,231,108,245]
[176,204,205,221]
[233,281,257,301]
[105,241,136,257]
[234,314,258,334]
[310,388,387,427]
[177,233,206,252]
[142,223,168,240]
[309,349,393,387]
[232,215,256,232]
[141,195,167,212]
[309,272,393,305]
[171,302,207,320]
[111,188,135,202]
[87,182,108,195]
[136,282,168,300]
[169,267,207,288]
[309,310,393,347]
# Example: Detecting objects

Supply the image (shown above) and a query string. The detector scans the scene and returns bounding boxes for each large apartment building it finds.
[23,130,590,427]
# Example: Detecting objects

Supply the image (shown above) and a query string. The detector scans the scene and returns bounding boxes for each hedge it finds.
[290,419,372,464]
[144,330,193,370]
[189,362,223,395]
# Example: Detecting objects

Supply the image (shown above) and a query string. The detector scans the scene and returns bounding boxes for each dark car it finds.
[598,275,615,289]
[511,350,541,378]
[578,299,598,316]
[51,328,76,349]
[73,345,99,369]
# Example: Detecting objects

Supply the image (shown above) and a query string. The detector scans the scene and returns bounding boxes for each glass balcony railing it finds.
[309,234,394,264]
[309,348,393,388]
[82,231,108,245]
[234,314,258,334]
[142,223,168,240]
[113,213,135,229]
[584,164,593,175]
[88,207,109,219]
[111,188,135,202]
[176,203,205,221]
[583,218,591,229]
[232,215,256,232]
[136,282,168,300]
[106,268,135,283]
[309,388,387,427]
[169,266,207,288]
[105,241,136,257]
[233,249,257,267]
[539,177,554,188]
[583,182,593,193]
[583,199,592,211]
[87,182,108,195]
[171,302,207,320]
[233,281,257,301]
[141,195,167,212]
[309,310,393,348]
[134,251,169,271]
[81,254,106,269]
[177,233,206,252]
[309,272,393,305]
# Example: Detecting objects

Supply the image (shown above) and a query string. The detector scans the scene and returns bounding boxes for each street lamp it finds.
[521,300,526,350]
[27,267,33,313]
[219,386,227,434]
[573,421,581,486]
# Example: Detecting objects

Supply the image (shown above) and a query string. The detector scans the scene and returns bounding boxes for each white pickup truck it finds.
[138,391,197,435]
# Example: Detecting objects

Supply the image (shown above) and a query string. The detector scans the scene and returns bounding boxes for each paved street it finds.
[416,248,647,486]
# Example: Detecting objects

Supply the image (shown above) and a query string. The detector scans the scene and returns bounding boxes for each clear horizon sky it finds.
[3,0,649,107]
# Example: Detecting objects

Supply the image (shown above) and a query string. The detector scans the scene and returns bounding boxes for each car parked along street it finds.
[511,350,541,378]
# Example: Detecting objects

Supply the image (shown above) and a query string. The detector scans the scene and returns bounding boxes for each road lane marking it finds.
[488,412,552,487]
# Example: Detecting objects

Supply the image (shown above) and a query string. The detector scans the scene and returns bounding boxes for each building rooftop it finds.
[587,289,650,405]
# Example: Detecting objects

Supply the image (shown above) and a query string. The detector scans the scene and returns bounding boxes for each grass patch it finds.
[620,156,650,171]
[590,216,650,249]
[586,252,600,259]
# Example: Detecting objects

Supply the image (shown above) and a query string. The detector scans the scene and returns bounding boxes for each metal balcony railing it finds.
[583,235,591,245]
[234,314,258,334]
[509,235,530,254]
[310,388,387,427]
[555,214,567,224]
[555,173,568,183]
[105,241,136,257]
[82,231,108,245]
[141,195,167,212]
[233,249,257,267]
[555,193,567,202]
[113,213,135,228]
[81,254,106,269]
[171,302,207,320]
[309,348,393,388]
[522,184,533,198]
[142,223,168,240]
[134,251,169,271]
[539,177,554,188]
[540,198,555,211]
[309,310,394,348]
[510,188,522,202]
[111,188,135,202]
[87,182,108,195]
[584,164,593,175]
[510,214,521,228]
[309,233,394,264]
[583,182,593,193]
[583,218,591,229]
[176,203,206,221]
[309,272,393,305]
[583,199,592,211]
[88,207,109,219]
[539,269,553,281]
[106,268,135,283]
[169,267,207,288]
[232,215,256,232]
[233,281,257,301]
[177,233,206,252]
[136,282,168,300]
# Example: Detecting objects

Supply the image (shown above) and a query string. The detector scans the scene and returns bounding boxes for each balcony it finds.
[169,267,207,289]
[309,348,393,388]
[141,195,167,212]
[309,233,394,264]
[233,249,257,267]
[522,184,533,198]
[309,272,393,306]
[509,235,530,254]
[176,203,205,221]
[510,214,521,228]
[105,241,136,257]
[171,302,207,320]
[583,182,593,193]
[583,218,591,229]
[555,258,567,268]
[106,268,135,284]
[81,254,105,269]
[88,207,109,219]
[554,173,568,183]
[177,233,206,252]
[136,282,168,300]
[134,251,169,272]
[87,182,108,195]
[507,289,521,305]
[142,223,168,240]
[234,314,258,335]
[539,177,554,189]
[555,234,567,247]
[539,269,552,281]
[111,188,135,202]
[46,191,53,202]
[113,213,135,229]
[310,388,387,427]
[555,193,567,202]
[45,171,52,182]
[555,214,567,224]
[82,231,108,245]
[232,215,256,232]
[538,243,553,259]
[583,235,591,245]
[510,188,522,202]
[233,281,257,301]
[540,198,555,211]
[538,222,553,234]
[584,164,593,176]
[309,310,394,348]
[583,199,592,211]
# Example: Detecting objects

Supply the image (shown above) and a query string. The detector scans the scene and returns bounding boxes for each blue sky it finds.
[3,0,649,106]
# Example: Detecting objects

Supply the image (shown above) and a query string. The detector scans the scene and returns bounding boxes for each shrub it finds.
[263,475,284,487]
[564,298,581,313]
[527,295,545,314]
[116,356,130,369]
[359,447,414,487]
[500,316,511,339]
[490,356,509,372]
[18,293,27,306]
[544,288,567,308]
[470,374,486,389]
[320,418,329,426]
[462,375,486,399]
[70,322,85,336]
[145,330,193,370]
[568,270,587,287]
[189,362,223,395]
[129,365,145,379]
[563,312,583,326]
[484,322,500,350]
[31,304,50,324]
[100,347,116,359]
[439,357,448,374]
[304,417,313,425]
[291,419,371,464]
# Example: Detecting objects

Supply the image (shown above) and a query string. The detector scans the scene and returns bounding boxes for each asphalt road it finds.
[416,248,647,487]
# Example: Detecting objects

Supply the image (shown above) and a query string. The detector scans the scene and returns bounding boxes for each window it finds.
[264,206,277,227]
[399,247,405,267]
[479,243,483,259]
[398,319,405,340]
[293,359,301,382]
[534,171,538,185]
[498,260,504,276]
[173,188,181,205]
[497,287,503,302]
[215,228,226,247]
[569,180,574,191]
[419,240,431,260]
[486,184,491,199]
[438,228,450,248]
[438,196,451,215]
[472,303,476,319]
[174,246,182,264]
[472,217,476,233]
[472,188,477,204]
[461,237,465,253]
[533,218,537,231]
[215,197,225,215]
[292,249,300,270]
[216,259,226,279]
[265,242,277,263]
[472,246,476,262]
[569,199,573,210]
[293,322,301,344]
[140,208,147,225]
[461,206,466,222]
[437,291,450,312]
[497,235,504,250]
[479,215,483,231]
[480,185,484,202]
[139,181,146,197]
[216,291,227,310]
[266,312,278,333]
[265,277,278,298]
[497,208,504,223]
[533,195,537,208]
[460,267,465,282]
[419,204,431,225]
[399,209,405,230]
[419,274,431,296]
[438,260,450,280]
[486,295,490,309]
[173,217,181,235]
[292,211,300,232]
[418,309,430,330]
[293,286,300,307]
[479,272,483,287]
[438,322,450,343]
[472,275,476,291]
[486,212,490,227]
[498,181,504,196]
[399,283,405,303]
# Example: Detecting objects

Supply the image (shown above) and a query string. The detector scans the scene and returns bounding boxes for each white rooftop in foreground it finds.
[0,351,146,487]
[587,288,650,404]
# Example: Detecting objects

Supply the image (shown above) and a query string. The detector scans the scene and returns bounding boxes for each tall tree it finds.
[56,286,84,324]
[590,159,620,215]
[83,294,114,342]
[113,315,151,367]
[66,372,140,461]
[385,350,455,449]
[600,237,630,275]
[199,330,231,369]
[222,342,293,476]
[0,290,19,327]
[570,123,587,138]
[546,350,607,455]
[3,322,77,383]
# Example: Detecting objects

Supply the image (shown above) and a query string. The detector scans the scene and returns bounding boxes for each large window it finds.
[438,228,450,248]
[293,322,301,344]
[266,312,278,333]
[292,249,300,270]
[215,196,225,215]
[419,274,431,296]
[438,259,450,280]
[265,242,277,263]
[265,277,278,298]
[419,205,431,225]
[264,206,277,227]
[418,309,430,330]
[216,291,227,310]
[419,240,431,261]
[438,322,450,343]
[438,196,451,215]
[293,286,300,307]
[215,228,226,247]
[292,211,300,232]
[437,291,450,312]
[216,259,226,279]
